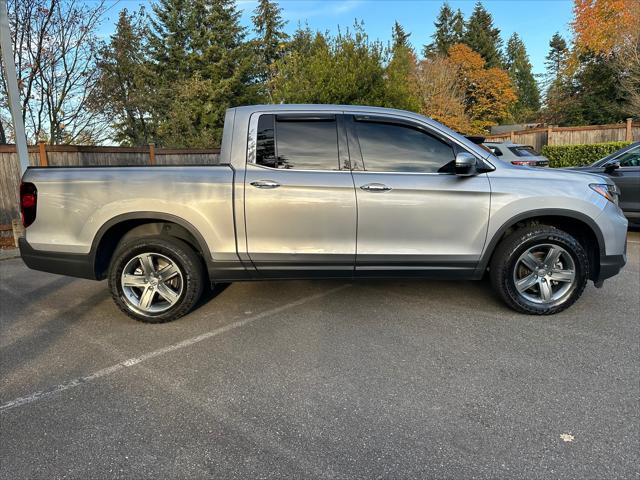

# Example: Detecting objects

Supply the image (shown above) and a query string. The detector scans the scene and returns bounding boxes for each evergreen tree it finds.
[544,33,568,82]
[147,0,192,85]
[287,24,315,57]
[451,9,465,44]
[542,32,570,122]
[252,0,288,100]
[572,54,628,124]
[423,2,464,57]
[505,33,540,121]
[272,23,387,105]
[545,53,631,125]
[91,8,155,145]
[147,0,258,147]
[386,23,420,111]
[463,2,503,68]
[392,21,411,49]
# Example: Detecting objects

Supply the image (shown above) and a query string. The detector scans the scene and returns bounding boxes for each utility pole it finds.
[0,0,29,174]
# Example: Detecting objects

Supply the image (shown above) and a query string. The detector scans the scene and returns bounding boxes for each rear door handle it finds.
[251,180,280,189]
[360,183,392,192]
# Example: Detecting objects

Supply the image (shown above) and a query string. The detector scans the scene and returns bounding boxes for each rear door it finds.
[347,114,491,277]
[243,112,357,277]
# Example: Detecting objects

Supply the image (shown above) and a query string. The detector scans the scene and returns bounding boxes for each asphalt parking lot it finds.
[1,233,639,479]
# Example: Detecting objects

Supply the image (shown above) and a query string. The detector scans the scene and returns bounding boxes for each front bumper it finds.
[595,253,626,286]
[19,237,97,280]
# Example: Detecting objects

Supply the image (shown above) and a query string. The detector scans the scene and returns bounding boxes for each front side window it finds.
[354,120,455,173]
[616,146,640,167]
[255,114,340,170]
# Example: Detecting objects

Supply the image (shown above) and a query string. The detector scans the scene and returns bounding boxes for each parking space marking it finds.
[0,284,351,413]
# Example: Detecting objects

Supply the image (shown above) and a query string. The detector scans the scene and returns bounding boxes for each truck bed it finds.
[22,165,237,259]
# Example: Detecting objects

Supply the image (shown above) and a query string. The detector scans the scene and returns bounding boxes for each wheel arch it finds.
[479,209,605,281]
[91,212,211,280]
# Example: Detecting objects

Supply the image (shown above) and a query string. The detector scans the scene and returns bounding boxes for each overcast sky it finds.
[97,0,575,76]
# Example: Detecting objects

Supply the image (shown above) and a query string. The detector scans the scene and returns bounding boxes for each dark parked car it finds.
[572,142,640,226]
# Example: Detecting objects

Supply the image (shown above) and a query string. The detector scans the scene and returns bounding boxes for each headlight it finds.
[589,183,619,205]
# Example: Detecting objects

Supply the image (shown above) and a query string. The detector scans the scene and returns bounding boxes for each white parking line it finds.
[0,284,351,413]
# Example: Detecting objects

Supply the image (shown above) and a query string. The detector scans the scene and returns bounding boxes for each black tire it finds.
[108,236,205,323]
[489,225,589,315]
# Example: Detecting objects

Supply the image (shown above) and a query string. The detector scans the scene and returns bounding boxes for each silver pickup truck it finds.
[19,105,628,322]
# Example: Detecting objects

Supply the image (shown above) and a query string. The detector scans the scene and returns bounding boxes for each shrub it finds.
[542,141,630,168]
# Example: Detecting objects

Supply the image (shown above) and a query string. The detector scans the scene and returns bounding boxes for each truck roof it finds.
[232,103,429,118]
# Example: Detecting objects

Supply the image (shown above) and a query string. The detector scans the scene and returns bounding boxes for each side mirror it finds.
[604,161,620,174]
[455,152,477,176]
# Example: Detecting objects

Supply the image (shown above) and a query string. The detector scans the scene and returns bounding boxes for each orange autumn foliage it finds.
[415,56,473,133]
[446,43,517,132]
[573,0,640,55]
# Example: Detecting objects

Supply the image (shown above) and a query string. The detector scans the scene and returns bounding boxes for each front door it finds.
[609,145,640,222]
[244,113,357,278]
[347,115,491,277]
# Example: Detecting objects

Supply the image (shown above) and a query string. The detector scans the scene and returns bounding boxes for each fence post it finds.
[546,126,553,146]
[38,141,48,166]
[149,143,155,165]
[509,131,515,142]
[626,118,633,141]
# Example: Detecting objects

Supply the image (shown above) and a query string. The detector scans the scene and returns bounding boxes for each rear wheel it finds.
[108,236,205,323]
[490,225,589,315]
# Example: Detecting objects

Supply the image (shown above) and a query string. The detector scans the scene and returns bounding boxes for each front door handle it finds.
[251,180,280,189]
[360,183,392,192]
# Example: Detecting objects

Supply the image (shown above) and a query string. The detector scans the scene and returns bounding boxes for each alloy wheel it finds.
[120,252,184,315]
[512,243,576,306]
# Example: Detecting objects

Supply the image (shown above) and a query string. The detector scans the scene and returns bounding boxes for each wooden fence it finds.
[0,143,220,241]
[485,118,639,152]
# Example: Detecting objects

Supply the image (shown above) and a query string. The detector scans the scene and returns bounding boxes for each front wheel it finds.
[490,225,590,315]
[108,236,205,323]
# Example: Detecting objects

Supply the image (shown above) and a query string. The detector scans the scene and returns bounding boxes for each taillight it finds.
[20,182,37,227]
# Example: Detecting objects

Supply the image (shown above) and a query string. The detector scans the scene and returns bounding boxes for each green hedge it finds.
[542,141,630,168]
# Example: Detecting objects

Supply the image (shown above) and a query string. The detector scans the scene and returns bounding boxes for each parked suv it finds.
[19,105,627,322]
[484,141,550,167]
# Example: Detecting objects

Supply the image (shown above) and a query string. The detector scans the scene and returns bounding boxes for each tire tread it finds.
[489,225,589,315]
[108,236,204,323]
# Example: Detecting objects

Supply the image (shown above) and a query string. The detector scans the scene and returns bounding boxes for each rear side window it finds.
[354,120,455,173]
[255,114,339,170]
[508,146,539,157]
